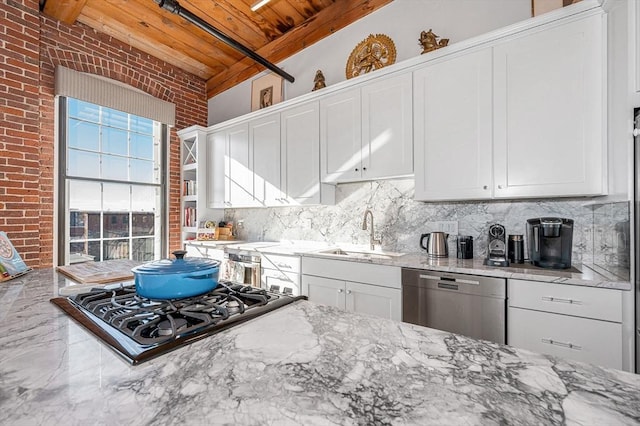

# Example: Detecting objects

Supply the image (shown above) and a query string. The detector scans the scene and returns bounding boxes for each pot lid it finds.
[132,251,220,275]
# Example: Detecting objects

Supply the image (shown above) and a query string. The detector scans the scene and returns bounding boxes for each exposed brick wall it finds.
[0,0,42,265]
[0,0,208,268]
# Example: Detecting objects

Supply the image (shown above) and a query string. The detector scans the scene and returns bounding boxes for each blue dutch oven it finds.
[131,250,220,299]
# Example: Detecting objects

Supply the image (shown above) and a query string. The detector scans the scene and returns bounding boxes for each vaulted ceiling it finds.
[41,0,393,98]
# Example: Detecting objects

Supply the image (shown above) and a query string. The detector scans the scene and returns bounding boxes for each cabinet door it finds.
[301,275,346,309]
[361,72,413,180]
[281,102,320,205]
[508,307,622,370]
[346,281,401,321]
[636,1,640,93]
[414,49,493,201]
[251,114,281,206]
[225,123,255,207]
[493,14,605,198]
[207,130,226,209]
[320,87,362,183]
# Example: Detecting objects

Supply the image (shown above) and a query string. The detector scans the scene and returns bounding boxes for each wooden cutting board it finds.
[56,259,142,284]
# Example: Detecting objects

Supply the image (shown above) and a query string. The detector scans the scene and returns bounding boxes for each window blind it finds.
[54,65,175,126]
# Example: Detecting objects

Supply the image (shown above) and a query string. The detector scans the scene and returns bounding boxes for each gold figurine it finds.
[419,29,449,54]
[312,70,326,91]
[345,34,396,79]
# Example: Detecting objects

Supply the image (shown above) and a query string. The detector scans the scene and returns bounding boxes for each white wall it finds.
[208,0,531,125]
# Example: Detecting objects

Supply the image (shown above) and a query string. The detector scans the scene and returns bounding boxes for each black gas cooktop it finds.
[51,282,305,365]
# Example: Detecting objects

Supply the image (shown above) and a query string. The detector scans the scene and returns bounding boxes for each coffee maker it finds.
[526,217,573,269]
[484,224,509,267]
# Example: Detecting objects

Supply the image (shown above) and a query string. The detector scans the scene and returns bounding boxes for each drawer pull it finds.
[541,338,582,351]
[276,263,292,269]
[542,296,582,305]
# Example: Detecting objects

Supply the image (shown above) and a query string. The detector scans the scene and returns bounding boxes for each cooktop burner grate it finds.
[51,281,305,364]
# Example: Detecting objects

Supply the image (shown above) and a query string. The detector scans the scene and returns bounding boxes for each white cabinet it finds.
[260,252,301,296]
[413,13,606,202]
[301,257,401,321]
[183,242,225,261]
[251,114,281,206]
[319,88,361,182]
[493,14,605,198]
[178,126,209,241]
[635,0,640,93]
[281,102,334,205]
[507,279,623,370]
[320,72,413,183]
[215,122,255,208]
[208,105,333,208]
[414,48,493,201]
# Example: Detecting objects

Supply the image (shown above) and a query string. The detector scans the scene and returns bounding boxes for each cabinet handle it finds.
[355,168,359,172]
[497,185,503,189]
[346,289,352,294]
[362,167,367,171]
[276,263,292,269]
[542,296,582,305]
[483,185,488,190]
[338,288,344,293]
[541,338,582,351]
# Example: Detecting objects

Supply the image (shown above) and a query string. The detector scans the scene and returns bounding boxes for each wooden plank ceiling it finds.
[42,0,393,98]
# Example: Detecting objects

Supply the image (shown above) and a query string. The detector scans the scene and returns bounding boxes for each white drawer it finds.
[508,279,622,323]
[302,257,401,289]
[261,269,300,285]
[260,253,301,273]
[508,307,622,370]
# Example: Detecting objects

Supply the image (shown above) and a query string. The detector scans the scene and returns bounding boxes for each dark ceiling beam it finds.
[154,0,295,84]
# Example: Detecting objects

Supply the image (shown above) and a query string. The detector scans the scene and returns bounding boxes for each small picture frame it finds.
[531,0,580,17]
[251,73,283,111]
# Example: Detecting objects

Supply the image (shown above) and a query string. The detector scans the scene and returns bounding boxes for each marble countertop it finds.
[1,268,639,425]
[215,240,631,291]
[302,251,632,291]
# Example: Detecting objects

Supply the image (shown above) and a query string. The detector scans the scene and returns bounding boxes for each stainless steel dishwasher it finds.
[401,268,506,344]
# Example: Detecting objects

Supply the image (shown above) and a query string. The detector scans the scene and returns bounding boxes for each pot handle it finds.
[172,250,187,260]
[186,270,216,279]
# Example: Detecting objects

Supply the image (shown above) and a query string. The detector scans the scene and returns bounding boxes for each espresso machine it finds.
[526,217,573,269]
[483,224,509,267]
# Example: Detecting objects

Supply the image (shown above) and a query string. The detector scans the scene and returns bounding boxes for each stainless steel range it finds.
[51,281,305,364]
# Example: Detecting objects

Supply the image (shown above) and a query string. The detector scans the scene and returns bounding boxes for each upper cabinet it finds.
[320,72,413,183]
[251,113,281,207]
[493,13,605,198]
[414,48,493,201]
[197,1,608,207]
[635,0,640,93]
[414,11,606,201]
[208,104,334,208]
[281,102,335,205]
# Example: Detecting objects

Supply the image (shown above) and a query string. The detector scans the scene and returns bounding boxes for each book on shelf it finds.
[0,232,31,280]
[184,206,197,227]
[182,180,197,196]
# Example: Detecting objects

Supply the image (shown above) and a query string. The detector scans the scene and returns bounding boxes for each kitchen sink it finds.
[314,248,405,260]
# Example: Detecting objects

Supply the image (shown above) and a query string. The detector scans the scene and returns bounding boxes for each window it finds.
[58,98,167,264]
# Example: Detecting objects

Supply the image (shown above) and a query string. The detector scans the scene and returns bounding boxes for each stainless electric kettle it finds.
[420,232,449,258]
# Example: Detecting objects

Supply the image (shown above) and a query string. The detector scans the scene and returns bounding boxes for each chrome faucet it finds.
[362,208,382,251]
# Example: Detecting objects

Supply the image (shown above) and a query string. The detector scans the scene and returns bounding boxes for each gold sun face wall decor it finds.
[345,34,397,79]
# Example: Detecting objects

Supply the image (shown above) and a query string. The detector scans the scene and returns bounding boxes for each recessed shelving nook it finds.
[178,126,211,243]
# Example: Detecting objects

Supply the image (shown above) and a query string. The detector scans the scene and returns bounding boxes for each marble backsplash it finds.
[224,179,630,275]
